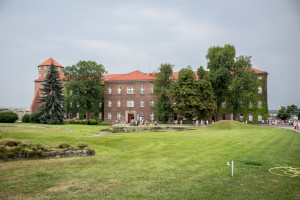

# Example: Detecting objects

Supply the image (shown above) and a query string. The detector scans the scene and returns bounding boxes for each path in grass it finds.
[0,121,299,199]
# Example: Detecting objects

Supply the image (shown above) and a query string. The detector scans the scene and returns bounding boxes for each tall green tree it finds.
[206,44,236,121]
[228,56,259,120]
[286,105,299,116]
[277,106,291,121]
[64,61,106,120]
[153,63,174,122]
[196,66,215,120]
[170,66,198,119]
[39,62,65,124]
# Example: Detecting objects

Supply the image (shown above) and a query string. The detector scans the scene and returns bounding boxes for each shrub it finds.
[58,143,70,148]
[64,119,75,124]
[74,120,83,124]
[22,114,31,123]
[0,138,21,146]
[0,111,18,123]
[30,113,41,123]
[86,119,98,125]
[98,121,110,126]
[76,142,89,149]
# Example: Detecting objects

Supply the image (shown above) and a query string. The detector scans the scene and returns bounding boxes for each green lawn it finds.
[0,121,299,199]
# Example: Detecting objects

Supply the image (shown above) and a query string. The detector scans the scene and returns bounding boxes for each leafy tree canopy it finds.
[277,106,291,121]
[64,60,106,120]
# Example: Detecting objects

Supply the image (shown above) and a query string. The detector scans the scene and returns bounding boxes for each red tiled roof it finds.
[248,67,267,73]
[104,70,155,82]
[39,57,63,68]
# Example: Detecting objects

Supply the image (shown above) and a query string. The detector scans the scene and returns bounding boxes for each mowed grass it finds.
[0,121,299,200]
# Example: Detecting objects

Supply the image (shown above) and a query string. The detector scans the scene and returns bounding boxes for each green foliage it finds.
[0,111,18,123]
[206,44,236,120]
[286,104,299,116]
[98,121,110,126]
[85,119,98,125]
[30,112,41,123]
[277,106,291,120]
[64,60,106,120]
[76,142,89,149]
[58,143,71,148]
[22,114,31,123]
[228,55,259,119]
[0,138,22,146]
[153,63,174,122]
[39,62,65,124]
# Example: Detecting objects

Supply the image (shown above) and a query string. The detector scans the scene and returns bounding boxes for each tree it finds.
[286,105,299,116]
[64,60,106,120]
[277,106,291,121]
[228,56,259,120]
[206,44,236,121]
[39,62,65,124]
[170,66,198,119]
[153,63,174,122]
[196,66,215,120]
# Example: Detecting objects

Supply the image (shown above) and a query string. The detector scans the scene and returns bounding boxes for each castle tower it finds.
[30,58,64,113]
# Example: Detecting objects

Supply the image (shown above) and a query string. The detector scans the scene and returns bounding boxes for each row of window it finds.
[108,85,154,95]
[239,113,263,122]
[222,100,263,108]
[108,99,155,108]
[107,112,155,120]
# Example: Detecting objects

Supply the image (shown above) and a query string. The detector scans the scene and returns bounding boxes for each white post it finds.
[232,160,234,177]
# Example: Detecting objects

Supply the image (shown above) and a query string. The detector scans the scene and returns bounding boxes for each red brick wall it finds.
[104,81,157,123]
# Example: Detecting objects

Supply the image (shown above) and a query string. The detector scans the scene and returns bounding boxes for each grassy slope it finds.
[0,121,299,199]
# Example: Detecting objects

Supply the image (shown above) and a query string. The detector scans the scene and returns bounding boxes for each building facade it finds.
[31,58,268,123]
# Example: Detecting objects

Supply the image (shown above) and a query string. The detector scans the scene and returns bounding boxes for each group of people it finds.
[288,120,299,130]
[129,119,157,127]
[174,119,213,127]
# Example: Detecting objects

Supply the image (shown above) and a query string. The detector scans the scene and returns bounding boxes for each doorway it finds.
[128,114,134,123]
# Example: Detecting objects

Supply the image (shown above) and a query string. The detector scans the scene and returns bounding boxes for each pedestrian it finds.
[180,119,183,126]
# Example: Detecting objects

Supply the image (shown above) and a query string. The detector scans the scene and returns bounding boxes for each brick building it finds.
[31,58,268,123]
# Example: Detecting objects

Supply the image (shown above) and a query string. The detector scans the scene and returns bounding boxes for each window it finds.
[127,86,134,94]
[127,100,134,107]
[98,112,102,120]
[150,99,155,107]
[240,113,244,121]
[258,100,262,108]
[258,86,262,94]
[44,73,47,77]
[258,114,262,121]
[140,100,144,107]
[44,66,47,70]
[99,102,102,108]
[117,100,121,107]
[70,90,73,95]
[230,113,233,120]
[118,86,121,94]
[222,101,226,108]
[108,112,112,120]
[249,113,253,121]
[108,87,112,94]
[150,85,154,94]
[117,112,121,120]
[240,101,244,108]
[258,75,262,80]
[70,102,72,107]
[108,100,112,107]
[150,112,154,121]
[249,101,253,108]
[76,112,79,119]
[140,85,145,94]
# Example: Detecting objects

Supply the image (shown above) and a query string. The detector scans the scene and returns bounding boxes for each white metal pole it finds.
[232,160,234,177]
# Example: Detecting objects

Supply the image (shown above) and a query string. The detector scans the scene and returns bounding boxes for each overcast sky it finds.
[0,0,299,110]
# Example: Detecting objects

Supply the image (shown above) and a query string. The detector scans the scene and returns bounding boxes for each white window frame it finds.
[140,85,145,94]
[258,75,262,80]
[108,100,112,107]
[150,85,154,94]
[249,113,253,121]
[127,86,134,94]
[108,112,112,120]
[140,100,144,107]
[118,86,121,94]
[249,101,253,108]
[98,112,102,120]
[258,100,262,108]
[127,100,134,107]
[117,112,121,120]
[258,86,262,94]
[108,87,112,94]
[117,100,121,107]
[150,99,155,107]
[258,114,262,121]
[150,112,154,121]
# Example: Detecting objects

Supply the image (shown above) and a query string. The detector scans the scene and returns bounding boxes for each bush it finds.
[0,138,21,146]
[0,111,18,123]
[76,142,89,149]
[22,114,31,123]
[98,121,110,126]
[58,143,70,148]
[30,113,41,123]
[86,119,98,125]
